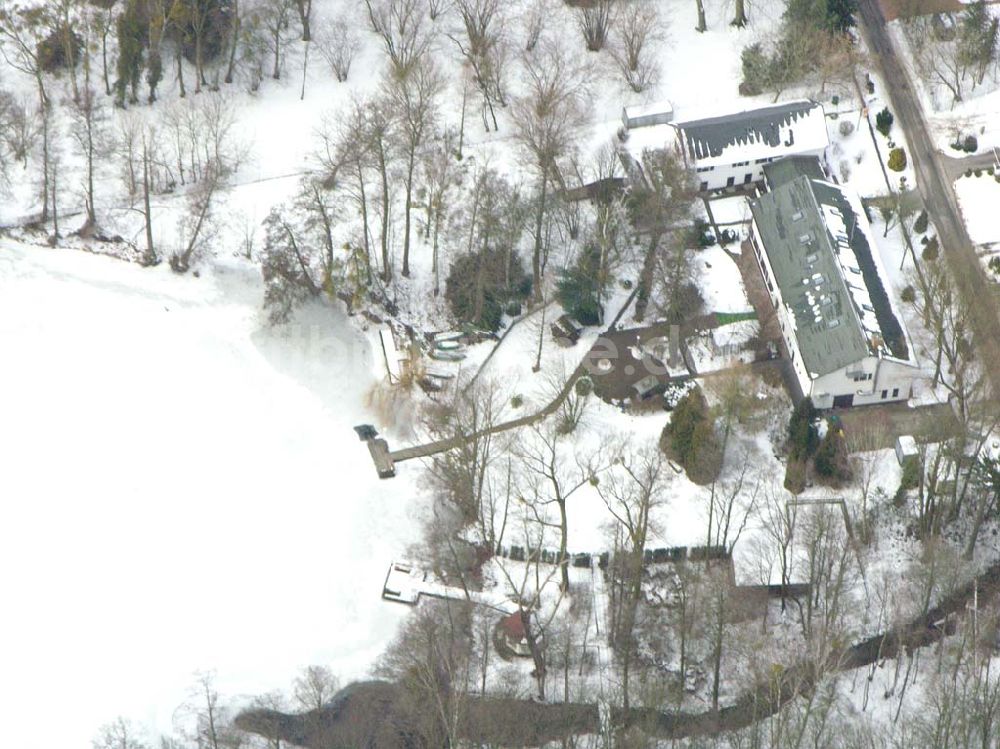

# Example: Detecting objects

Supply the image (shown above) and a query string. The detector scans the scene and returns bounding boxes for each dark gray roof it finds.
[762,155,827,187]
[750,172,910,378]
[675,100,822,160]
[751,176,868,377]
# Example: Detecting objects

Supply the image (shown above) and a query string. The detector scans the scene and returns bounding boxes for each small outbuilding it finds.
[622,100,674,130]
[895,435,919,467]
[498,611,535,658]
[551,315,584,347]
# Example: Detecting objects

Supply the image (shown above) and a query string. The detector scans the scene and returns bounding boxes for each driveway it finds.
[857,0,1000,389]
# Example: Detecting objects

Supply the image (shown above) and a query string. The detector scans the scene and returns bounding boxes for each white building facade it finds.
[671,100,830,192]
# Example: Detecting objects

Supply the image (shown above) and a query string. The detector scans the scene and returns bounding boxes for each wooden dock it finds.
[367,438,395,479]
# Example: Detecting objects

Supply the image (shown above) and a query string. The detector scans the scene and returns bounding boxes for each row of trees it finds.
[94,666,340,749]
[904,0,1000,107]
[739,0,860,100]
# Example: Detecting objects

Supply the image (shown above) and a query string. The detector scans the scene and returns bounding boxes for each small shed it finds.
[632,374,665,401]
[895,435,919,467]
[622,100,674,130]
[498,611,534,657]
[551,315,583,347]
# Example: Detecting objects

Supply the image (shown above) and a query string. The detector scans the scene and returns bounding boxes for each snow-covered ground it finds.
[0,242,424,749]
[889,11,1000,152]
[955,172,1000,245]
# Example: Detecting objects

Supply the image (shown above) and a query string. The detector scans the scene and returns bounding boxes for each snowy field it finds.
[0,242,423,749]
[955,173,1000,245]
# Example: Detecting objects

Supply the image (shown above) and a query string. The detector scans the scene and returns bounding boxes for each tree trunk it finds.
[177,42,186,97]
[272,29,281,79]
[432,205,441,295]
[532,171,548,302]
[101,19,112,95]
[40,93,50,224]
[558,499,569,592]
[402,150,415,277]
[225,0,241,84]
[731,0,748,27]
[356,164,372,283]
[142,143,156,265]
[378,143,391,282]
[696,0,708,32]
[195,30,205,90]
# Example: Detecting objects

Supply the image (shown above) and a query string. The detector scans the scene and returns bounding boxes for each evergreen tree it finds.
[788,398,818,461]
[115,0,147,106]
[556,242,604,325]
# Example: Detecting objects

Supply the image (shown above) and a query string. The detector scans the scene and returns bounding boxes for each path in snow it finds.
[0,243,422,749]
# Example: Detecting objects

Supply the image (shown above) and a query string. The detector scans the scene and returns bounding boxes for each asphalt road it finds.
[857,0,1000,383]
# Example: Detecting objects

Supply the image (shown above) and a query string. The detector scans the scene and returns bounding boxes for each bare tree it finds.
[630,148,698,321]
[576,0,616,52]
[317,100,375,282]
[513,40,588,302]
[292,665,340,711]
[846,411,889,541]
[448,0,509,132]
[0,4,52,223]
[185,672,245,749]
[118,116,161,265]
[517,421,606,592]
[424,376,509,533]
[317,13,361,81]
[293,0,312,40]
[420,128,462,295]
[520,0,548,52]
[376,600,474,746]
[385,57,442,277]
[610,1,664,92]
[364,0,431,79]
[260,0,296,80]
[71,42,107,233]
[92,718,148,749]
[427,0,453,21]
[597,440,668,712]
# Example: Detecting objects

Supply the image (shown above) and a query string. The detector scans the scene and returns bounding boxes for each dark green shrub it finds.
[900,458,921,490]
[38,26,83,72]
[922,236,939,261]
[963,134,978,153]
[445,250,531,332]
[556,242,605,326]
[875,107,894,137]
[913,210,928,235]
[887,147,907,172]
[788,398,818,460]
[575,377,594,397]
[814,425,850,483]
[901,285,916,303]
[663,386,722,484]
[784,458,807,494]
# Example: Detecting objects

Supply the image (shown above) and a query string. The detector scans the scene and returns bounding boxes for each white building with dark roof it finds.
[622,99,830,192]
[748,157,920,409]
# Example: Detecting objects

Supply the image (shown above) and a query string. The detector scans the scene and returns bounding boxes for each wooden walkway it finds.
[370,286,644,477]
[388,361,587,464]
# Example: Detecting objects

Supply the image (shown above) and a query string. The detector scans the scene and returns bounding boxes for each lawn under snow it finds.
[0,242,423,749]
[954,174,1000,245]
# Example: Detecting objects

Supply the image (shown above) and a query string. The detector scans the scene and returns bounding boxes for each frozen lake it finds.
[0,242,421,749]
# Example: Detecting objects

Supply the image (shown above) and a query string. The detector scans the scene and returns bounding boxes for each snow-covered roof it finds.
[623,99,674,120]
[673,99,829,169]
